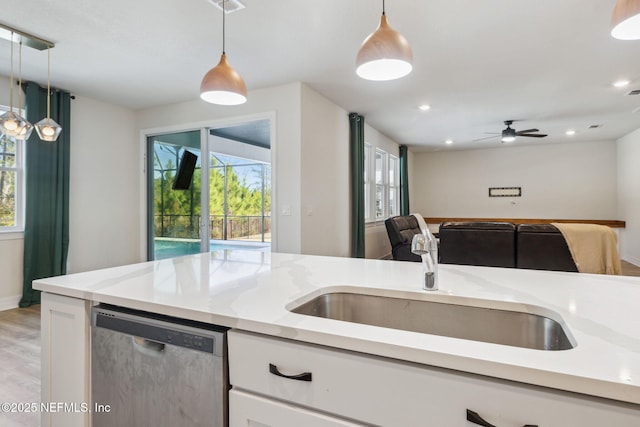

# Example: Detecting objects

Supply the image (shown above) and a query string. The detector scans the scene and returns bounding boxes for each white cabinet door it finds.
[40,292,91,427]
[229,390,366,427]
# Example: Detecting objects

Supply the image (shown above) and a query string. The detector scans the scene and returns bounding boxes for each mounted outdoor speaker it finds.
[173,150,198,190]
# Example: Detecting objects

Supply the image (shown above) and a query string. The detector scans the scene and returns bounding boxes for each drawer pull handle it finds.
[269,363,312,382]
[467,410,496,427]
[466,409,538,427]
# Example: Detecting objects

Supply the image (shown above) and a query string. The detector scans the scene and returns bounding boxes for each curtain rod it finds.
[0,22,54,51]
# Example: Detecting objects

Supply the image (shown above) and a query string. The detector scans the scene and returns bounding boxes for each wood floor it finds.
[0,305,41,427]
[0,262,638,426]
[622,260,640,276]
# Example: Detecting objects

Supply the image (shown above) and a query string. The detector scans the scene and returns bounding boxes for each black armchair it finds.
[385,215,422,262]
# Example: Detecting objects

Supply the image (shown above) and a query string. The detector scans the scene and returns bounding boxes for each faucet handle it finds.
[411,233,428,255]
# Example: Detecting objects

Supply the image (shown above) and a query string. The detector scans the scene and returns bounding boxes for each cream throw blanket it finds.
[552,223,622,275]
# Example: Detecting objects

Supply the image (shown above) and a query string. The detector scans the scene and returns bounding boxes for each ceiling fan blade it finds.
[515,129,539,135]
[473,135,499,142]
[520,133,547,138]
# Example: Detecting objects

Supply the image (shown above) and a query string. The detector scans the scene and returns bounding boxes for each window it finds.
[364,144,371,220]
[364,145,399,222]
[0,106,25,232]
[388,155,399,217]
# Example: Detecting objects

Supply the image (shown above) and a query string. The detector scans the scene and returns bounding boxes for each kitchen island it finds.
[34,250,640,426]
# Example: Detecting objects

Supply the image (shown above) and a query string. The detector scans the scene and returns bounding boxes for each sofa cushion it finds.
[516,224,579,272]
[439,222,516,268]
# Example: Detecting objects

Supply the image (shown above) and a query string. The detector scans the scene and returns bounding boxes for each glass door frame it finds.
[146,129,209,260]
[141,112,276,261]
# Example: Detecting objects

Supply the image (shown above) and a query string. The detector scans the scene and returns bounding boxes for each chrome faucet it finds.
[411,229,438,291]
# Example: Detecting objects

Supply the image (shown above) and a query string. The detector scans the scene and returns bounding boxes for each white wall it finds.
[300,85,350,257]
[136,82,302,254]
[67,96,140,273]
[617,128,640,265]
[412,140,619,220]
[0,236,23,309]
[363,123,402,260]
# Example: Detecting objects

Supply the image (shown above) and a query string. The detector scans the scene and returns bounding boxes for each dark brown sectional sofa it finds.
[439,222,578,272]
[385,216,578,272]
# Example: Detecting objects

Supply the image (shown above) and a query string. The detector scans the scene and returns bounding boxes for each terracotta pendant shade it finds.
[611,0,640,40]
[356,14,413,81]
[200,53,247,105]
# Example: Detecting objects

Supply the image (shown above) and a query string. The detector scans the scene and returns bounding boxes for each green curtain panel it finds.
[349,113,365,258]
[399,145,410,216]
[20,83,71,307]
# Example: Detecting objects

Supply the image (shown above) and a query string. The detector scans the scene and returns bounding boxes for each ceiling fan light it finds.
[356,14,413,81]
[200,53,247,106]
[501,128,517,143]
[34,117,63,142]
[611,0,640,40]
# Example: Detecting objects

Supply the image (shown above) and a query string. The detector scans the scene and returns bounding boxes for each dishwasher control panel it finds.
[92,304,227,356]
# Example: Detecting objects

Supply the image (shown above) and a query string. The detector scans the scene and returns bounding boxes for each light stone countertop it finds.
[33,250,640,405]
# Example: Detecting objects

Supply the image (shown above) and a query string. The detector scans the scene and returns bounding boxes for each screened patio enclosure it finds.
[149,127,271,260]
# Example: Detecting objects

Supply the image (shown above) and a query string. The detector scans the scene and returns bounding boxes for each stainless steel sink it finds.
[290,291,575,351]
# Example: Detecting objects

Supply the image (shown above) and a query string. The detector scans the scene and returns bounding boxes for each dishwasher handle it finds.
[133,336,166,356]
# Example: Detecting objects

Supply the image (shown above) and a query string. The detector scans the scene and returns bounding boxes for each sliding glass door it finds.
[147,130,206,260]
[147,119,272,260]
[209,152,271,243]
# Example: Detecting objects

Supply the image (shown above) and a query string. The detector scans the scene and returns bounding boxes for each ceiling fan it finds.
[475,120,548,143]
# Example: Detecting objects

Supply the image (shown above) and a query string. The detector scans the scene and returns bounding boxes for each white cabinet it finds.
[228,330,640,427]
[40,292,91,427]
[229,390,364,427]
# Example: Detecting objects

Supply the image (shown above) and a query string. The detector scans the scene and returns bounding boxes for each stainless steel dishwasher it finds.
[91,304,228,427]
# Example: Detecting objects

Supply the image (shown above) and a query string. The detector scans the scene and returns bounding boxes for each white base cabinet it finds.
[40,292,91,427]
[228,330,640,427]
[230,390,365,427]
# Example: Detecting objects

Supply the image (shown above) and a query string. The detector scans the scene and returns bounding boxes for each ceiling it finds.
[1,0,639,151]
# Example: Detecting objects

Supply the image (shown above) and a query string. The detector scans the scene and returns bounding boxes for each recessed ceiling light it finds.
[613,79,630,88]
[565,130,576,136]
[445,139,453,145]
[418,104,431,111]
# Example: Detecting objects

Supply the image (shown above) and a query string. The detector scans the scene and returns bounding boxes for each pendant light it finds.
[16,41,34,141]
[0,33,31,139]
[34,47,63,142]
[200,0,247,105]
[611,0,640,40]
[356,0,413,81]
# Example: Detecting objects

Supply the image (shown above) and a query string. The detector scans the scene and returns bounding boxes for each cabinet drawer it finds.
[229,390,365,427]
[228,330,640,426]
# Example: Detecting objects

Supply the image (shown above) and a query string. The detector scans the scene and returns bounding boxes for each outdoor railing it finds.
[155,214,271,242]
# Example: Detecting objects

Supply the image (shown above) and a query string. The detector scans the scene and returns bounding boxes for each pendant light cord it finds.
[18,41,23,111]
[382,0,386,16]
[46,47,51,120]
[222,0,226,54]
[9,33,14,110]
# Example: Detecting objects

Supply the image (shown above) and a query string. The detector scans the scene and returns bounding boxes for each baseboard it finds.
[622,255,640,267]
[0,295,21,312]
